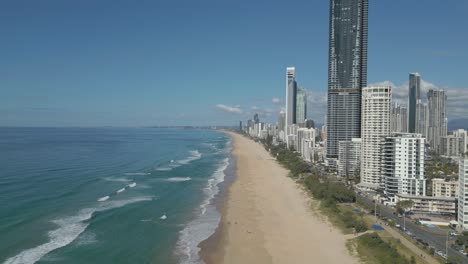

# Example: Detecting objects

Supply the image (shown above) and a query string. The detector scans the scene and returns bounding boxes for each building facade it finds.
[382,133,426,199]
[415,100,428,139]
[427,89,447,153]
[440,135,461,158]
[296,87,307,125]
[432,178,458,198]
[338,138,362,180]
[458,155,468,230]
[286,67,297,127]
[408,73,421,133]
[454,129,468,155]
[326,0,368,158]
[396,194,456,215]
[390,103,408,133]
[360,86,391,189]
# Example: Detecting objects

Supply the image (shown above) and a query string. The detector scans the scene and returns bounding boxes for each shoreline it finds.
[198,132,358,264]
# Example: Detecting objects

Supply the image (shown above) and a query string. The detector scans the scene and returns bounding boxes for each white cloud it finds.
[272,98,281,104]
[215,104,243,114]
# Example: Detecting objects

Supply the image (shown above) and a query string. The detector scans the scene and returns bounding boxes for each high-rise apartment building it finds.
[454,129,468,155]
[296,87,307,125]
[415,100,428,138]
[458,154,468,231]
[382,133,426,200]
[338,138,362,180]
[326,0,368,158]
[286,67,297,127]
[427,89,447,152]
[390,103,408,133]
[408,73,421,133]
[360,86,391,189]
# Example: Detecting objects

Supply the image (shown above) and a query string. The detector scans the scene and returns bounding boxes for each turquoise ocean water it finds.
[0,128,232,264]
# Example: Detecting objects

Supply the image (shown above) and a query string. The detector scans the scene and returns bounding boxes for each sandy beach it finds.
[200,132,358,264]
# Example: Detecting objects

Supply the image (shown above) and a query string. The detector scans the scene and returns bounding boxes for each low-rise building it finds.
[432,178,458,198]
[396,194,457,215]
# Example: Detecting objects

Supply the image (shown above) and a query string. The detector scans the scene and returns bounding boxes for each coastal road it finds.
[356,194,468,263]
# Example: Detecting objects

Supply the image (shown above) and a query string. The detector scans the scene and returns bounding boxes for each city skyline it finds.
[1,0,468,127]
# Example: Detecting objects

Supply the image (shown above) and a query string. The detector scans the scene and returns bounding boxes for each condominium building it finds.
[408,73,421,133]
[390,103,408,133]
[360,86,391,189]
[296,87,307,125]
[326,0,368,159]
[432,178,458,198]
[396,194,456,215]
[382,133,426,200]
[338,138,362,179]
[285,67,297,127]
[454,129,468,154]
[440,135,461,158]
[427,89,447,152]
[297,128,316,162]
[415,100,428,138]
[458,155,468,230]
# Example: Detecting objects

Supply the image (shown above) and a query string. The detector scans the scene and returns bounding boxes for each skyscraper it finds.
[415,100,428,138]
[326,0,368,158]
[286,67,297,127]
[390,103,408,133]
[408,73,421,133]
[360,86,391,189]
[382,133,426,200]
[296,87,307,124]
[427,89,447,152]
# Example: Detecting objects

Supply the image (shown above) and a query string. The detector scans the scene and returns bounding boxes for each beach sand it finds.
[199,132,358,264]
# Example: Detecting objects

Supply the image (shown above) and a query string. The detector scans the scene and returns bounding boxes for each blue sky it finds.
[1,0,467,126]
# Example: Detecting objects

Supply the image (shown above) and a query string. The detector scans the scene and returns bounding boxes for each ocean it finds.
[0,127,232,264]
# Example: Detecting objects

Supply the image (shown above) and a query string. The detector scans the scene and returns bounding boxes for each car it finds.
[395,224,401,228]
[449,231,458,236]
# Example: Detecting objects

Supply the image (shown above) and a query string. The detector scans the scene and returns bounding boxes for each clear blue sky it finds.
[1,0,467,126]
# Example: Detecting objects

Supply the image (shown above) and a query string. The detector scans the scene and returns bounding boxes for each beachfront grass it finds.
[352,233,416,264]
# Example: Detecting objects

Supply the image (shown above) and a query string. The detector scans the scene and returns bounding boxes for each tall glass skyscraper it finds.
[408,73,421,133]
[296,87,307,124]
[326,0,368,158]
[285,67,297,127]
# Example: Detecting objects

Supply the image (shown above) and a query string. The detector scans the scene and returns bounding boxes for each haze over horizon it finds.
[1,0,467,127]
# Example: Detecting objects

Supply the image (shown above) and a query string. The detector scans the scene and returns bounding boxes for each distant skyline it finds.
[1,0,467,127]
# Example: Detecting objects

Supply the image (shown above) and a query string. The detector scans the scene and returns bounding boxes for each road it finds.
[356,194,468,263]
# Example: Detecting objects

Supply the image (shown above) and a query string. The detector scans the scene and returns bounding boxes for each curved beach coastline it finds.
[199,132,358,264]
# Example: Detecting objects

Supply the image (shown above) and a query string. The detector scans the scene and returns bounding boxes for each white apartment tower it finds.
[360,86,391,189]
[458,155,468,231]
[382,133,426,200]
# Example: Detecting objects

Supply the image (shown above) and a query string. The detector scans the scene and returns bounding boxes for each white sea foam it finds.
[156,167,173,171]
[178,150,202,165]
[116,188,126,193]
[128,182,136,188]
[156,150,202,171]
[175,157,230,264]
[166,177,192,182]
[3,196,153,264]
[124,172,150,176]
[97,196,109,202]
[103,177,130,182]
[74,232,97,246]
